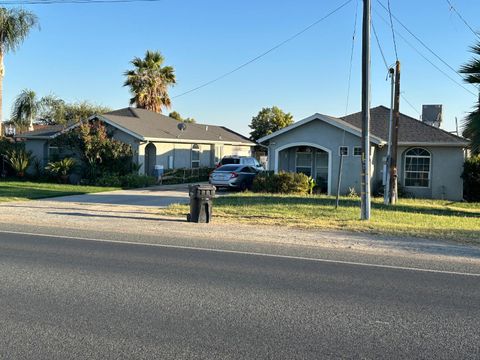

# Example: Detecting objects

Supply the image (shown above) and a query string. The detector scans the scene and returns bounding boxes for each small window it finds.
[339,146,349,156]
[353,146,362,156]
[191,144,200,168]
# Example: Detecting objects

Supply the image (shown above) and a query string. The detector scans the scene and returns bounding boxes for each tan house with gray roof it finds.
[19,107,255,176]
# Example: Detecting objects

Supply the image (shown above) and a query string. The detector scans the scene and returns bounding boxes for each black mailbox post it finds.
[187,184,216,223]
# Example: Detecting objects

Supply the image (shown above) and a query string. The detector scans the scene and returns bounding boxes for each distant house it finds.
[258,106,469,201]
[18,107,255,175]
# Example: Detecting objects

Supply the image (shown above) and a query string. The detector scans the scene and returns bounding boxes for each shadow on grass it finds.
[215,195,480,218]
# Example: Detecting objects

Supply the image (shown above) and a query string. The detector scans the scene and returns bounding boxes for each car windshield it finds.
[221,158,240,165]
[216,165,241,172]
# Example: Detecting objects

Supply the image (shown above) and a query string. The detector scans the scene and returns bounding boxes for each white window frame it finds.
[353,146,362,156]
[404,147,431,188]
[191,144,200,168]
[339,146,349,156]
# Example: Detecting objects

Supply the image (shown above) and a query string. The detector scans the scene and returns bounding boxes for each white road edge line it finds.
[1,229,480,277]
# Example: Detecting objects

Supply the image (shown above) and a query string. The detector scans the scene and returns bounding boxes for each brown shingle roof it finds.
[341,106,467,145]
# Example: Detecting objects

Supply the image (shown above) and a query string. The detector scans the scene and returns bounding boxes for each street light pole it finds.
[361,0,371,220]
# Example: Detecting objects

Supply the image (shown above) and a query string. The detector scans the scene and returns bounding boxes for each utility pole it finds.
[361,0,371,220]
[389,60,401,204]
[384,67,395,205]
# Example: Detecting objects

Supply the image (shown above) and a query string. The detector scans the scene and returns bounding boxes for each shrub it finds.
[462,155,480,201]
[91,173,156,188]
[45,157,76,182]
[252,172,310,194]
[6,148,33,178]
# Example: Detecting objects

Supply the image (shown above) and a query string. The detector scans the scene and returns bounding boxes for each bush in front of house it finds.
[91,173,156,188]
[45,157,76,183]
[6,148,33,178]
[462,155,480,202]
[252,171,310,194]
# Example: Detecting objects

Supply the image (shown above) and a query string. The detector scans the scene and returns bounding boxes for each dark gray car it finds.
[209,165,258,190]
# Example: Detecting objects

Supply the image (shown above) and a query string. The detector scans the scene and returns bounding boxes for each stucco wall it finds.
[266,119,376,195]
[25,139,48,173]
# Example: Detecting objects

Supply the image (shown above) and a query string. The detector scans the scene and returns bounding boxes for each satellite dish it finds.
[177,122,187,131]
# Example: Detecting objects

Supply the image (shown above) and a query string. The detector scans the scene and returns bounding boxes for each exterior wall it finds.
[358,144,464,201]
[24,139,48,173]
[266,119,369,195]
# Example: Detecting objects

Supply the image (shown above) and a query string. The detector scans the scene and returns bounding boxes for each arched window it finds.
[191,144,200,168]
[404,148,431,187]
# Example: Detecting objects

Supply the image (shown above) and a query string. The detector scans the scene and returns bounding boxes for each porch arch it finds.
[274,142,332,195]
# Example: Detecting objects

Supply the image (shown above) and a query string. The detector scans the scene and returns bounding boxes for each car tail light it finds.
[230,172,239,178]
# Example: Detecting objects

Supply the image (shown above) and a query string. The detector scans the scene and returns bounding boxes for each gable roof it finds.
[14,121,80,139]
[259,105,468,147]
[258,112,385,145]
[341,106,468,146]
[99,108,254,145]
[16,107,255,146]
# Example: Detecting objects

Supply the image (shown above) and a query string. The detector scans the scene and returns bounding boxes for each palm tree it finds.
[11,89,39,132]
[124,50,176,113]
[0,8,39,126]
[460,42,480,154]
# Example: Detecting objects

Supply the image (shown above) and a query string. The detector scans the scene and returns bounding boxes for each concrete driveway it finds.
[41,183,192,207]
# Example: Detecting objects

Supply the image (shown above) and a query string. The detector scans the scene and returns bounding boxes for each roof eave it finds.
[398,141,469,147]
[143,137,255,146]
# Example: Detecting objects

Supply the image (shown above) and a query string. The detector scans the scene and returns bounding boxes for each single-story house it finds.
[18,107,255,175]
[258,106,469,201]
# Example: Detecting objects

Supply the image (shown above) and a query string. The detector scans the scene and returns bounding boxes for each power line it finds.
[386,0,399,60]
[172,0,353,99]
[371,20,389,71]
[345,0,359,115]
[400,93,421,117]
[377,0,468,84]
[0,0,162,4]
[445,0,480,41]
[374,7,477,97]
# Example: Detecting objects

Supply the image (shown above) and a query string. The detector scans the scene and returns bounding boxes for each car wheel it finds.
[240,181,247,192]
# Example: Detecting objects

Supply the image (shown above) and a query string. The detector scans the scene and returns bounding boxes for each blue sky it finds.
[3,0,480,136]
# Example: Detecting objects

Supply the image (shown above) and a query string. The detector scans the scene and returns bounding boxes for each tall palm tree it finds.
[11,89,39,132]
[0,8,39,127]
[124,50,176,113]
[460,42,480,154]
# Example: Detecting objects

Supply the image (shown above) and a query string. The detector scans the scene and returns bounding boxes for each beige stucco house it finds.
[19,107,255,175]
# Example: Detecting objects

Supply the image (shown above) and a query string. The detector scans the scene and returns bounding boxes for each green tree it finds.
[63,101,111,123]
[460,42,480,154]
[249,106,294,142]
[124,50,176,113]
[0,8,38,124]
[38,95,66,125]
[168,111,196,123]
[11,89,39,132]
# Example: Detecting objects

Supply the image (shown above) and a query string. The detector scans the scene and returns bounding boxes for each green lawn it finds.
[0,181,119,202]
[160,193,480,244]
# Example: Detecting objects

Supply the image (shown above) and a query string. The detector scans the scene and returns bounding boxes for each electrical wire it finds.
[377,0,467,84]
[445,0,480,41]
[0,0,162,4]
[400,93,421,117]
[386,0,399,60]
[345,0,359,115]
[172,0,353,99]
[372,21,389,71]
[374,8,477,97]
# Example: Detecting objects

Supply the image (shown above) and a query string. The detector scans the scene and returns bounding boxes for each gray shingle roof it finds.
[341,106,468,145]
[15,107,254,145]
[101,108,254,145]
[15,121,79,139]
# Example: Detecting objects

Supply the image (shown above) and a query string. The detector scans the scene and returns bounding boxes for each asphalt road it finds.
[1,232,480,359]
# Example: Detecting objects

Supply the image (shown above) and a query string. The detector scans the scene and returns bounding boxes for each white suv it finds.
[218,156,264,171]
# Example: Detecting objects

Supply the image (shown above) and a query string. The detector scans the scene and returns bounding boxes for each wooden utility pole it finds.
[361,0,371,220]
[389,60,401,204]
